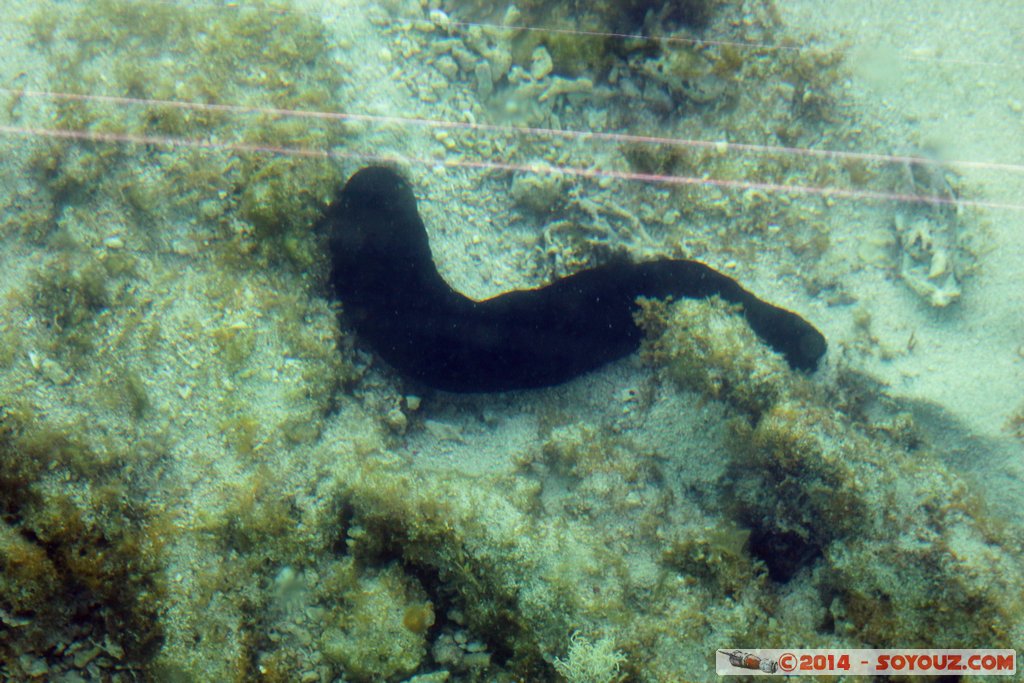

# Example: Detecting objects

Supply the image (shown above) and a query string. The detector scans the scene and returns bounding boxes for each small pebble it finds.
[428,9,450,30]
[18,655,47,677]
[530,46,553,79]
[41,358,72,385]
[385,407,408,434]
[73,644,103,668]
[463,652,491,668]
[474,62,493,98]
[103,636,125,660]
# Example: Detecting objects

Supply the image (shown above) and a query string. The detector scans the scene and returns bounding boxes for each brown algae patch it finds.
[1,0,357,679]
[637,297,1024,646]
[23,0,345,267]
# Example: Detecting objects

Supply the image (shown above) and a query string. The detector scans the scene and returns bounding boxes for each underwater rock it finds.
[638,297,1024,647]
[893,156,963,306]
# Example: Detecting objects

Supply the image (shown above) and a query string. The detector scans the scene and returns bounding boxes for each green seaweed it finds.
[320,560,431,682]
[637,297,1024,647]
[29,0,346,271]
[0,408,165,677]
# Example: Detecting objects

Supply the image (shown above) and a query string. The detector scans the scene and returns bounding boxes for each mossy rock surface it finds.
[30,0,346,267]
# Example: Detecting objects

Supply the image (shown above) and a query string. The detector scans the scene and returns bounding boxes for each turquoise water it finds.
[0,1,1021,680]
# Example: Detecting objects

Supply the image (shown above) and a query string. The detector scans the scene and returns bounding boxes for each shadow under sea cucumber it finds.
[323,166,826,393]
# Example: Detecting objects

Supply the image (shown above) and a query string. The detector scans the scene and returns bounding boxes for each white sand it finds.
[778,0,1024,502]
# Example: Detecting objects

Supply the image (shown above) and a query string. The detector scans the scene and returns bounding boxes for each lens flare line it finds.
[4,88,1022,176]
[2,123,1021,213]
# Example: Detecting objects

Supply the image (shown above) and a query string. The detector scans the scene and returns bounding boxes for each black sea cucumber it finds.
[323,166,826,393]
